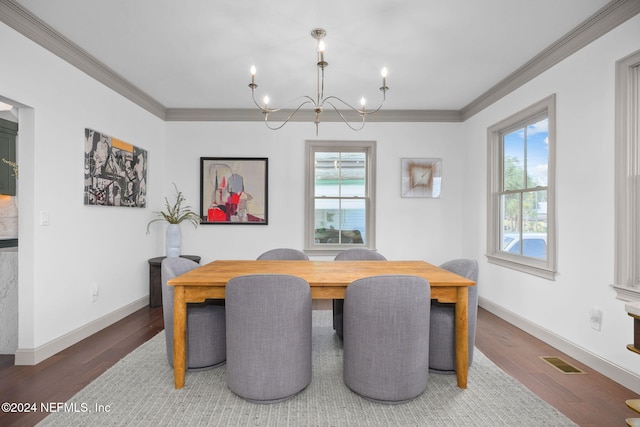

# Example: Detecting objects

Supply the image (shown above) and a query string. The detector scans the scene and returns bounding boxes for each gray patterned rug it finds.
[38,311,576,426]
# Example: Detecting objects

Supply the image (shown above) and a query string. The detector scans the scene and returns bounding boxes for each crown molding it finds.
[0,0,167,119]
[1,0,638,123]
[164,108,462,122]
[460,0,640,121]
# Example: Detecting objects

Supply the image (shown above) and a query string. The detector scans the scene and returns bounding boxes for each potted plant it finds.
[146,183,201,257]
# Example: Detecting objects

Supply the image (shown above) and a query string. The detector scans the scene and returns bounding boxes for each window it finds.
[487,95,556,279]
[305,140,376,253]
[612,50,640,302]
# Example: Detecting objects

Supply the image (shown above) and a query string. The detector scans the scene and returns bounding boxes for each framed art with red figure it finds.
[200,157,268,225]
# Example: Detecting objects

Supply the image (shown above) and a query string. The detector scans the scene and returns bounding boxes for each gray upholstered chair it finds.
[343,275,431,404]
[429,259,479,374]
[257,248,309,260]
[161,257,226,370]
[333,248,387,337]
[225,274,312,404]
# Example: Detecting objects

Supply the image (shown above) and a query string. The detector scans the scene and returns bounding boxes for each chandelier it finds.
[249,28,389,135]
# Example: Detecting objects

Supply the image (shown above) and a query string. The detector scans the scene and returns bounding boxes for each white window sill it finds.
[486,253,556,280]
[611,284,640,303]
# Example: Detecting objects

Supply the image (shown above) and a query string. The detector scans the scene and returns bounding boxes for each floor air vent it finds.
[540,356,585,374]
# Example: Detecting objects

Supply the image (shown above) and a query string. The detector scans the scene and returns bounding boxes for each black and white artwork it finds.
[84,128,147,207]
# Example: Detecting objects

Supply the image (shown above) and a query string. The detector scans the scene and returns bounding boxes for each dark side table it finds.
[148,255,201,307]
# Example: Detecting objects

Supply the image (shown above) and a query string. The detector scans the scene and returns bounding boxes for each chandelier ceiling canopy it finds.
[249,28,389,135]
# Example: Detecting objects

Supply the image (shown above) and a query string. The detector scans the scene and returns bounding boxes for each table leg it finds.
[173,285,187,389]
[454,286,469,389]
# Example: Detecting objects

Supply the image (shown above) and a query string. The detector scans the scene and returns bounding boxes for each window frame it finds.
[304,140,376,255]
[612,49,640,302]
[486,94,557,279]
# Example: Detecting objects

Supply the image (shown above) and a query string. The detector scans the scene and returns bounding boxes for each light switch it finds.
[39,210,50,226]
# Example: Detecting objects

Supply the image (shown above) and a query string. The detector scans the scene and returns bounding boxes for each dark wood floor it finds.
[0,306,638,426]
[475,309,640,426]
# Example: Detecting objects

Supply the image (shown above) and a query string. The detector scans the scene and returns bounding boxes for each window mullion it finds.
[523,126,528,189]
[500,187,547,196]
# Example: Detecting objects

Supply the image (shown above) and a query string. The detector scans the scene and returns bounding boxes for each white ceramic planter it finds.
[166,224,182,257]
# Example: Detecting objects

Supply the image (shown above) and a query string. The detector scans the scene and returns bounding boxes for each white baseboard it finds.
[14,297,148,365]
[479,297,640,394]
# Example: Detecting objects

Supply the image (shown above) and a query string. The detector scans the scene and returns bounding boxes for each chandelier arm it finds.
[263,99,318,131]
[321,94,387,116]
[324,100,366,132]
[251,91,316,114]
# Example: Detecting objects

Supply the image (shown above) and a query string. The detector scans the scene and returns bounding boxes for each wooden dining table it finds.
[167,259,476,390]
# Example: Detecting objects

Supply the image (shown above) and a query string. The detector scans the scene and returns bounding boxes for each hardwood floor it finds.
[476,308,640,426]
[0,305,637,426]
[0,307,164,427]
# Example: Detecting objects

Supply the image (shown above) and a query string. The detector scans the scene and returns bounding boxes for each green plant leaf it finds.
[146,183,201,234]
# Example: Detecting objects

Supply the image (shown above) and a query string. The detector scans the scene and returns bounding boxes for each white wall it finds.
[462,14,640,390]
[0,22,166,360]
[163,121,466,263]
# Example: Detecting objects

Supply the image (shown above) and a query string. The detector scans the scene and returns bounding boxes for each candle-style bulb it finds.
[380,67,388,93]
[263,95,270,106]
[250,65,256,86]
[360,97,366,107]
[318,40,326,52]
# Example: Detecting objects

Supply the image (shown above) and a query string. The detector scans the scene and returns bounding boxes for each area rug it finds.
[38,311,576,426]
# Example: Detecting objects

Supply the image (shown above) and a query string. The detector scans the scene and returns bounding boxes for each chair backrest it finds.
[345,275,430,321]
[257,248,309,260]
[161,257,200,308]
[225,274,312,402]
[334,248,387,261]
[343,274,430,402]
[161,257,200,365]
[226,274,311,317]
[439,258,478,282]
[439,259,478,298]
[433,258,479,372]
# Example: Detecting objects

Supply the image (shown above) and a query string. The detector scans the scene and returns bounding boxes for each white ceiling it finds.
[10,0,612,112]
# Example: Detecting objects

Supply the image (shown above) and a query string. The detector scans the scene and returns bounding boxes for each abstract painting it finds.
[200,157,268,224]
[84,128,147,207]
[401,158,442,198]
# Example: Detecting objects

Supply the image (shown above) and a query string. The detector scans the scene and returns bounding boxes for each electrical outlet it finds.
[91,283,99,302]
[39,210,50,226]
[590,307,602,331]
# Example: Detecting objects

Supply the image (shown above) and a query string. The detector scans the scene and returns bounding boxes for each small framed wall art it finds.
[401,158,442,198]
[200,157,268,224]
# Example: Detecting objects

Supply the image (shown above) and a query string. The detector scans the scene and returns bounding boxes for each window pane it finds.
[314,202,339,244]
[500,192,521,249]
[500,191,548,259]
[503,130,525,190]
[523,190,547,233]
[340,152,366,197]
[314,152,365,198]
[340,198,366,244]
[526,118,549,187]
[313,198,366,244]
[315,152,340,197]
